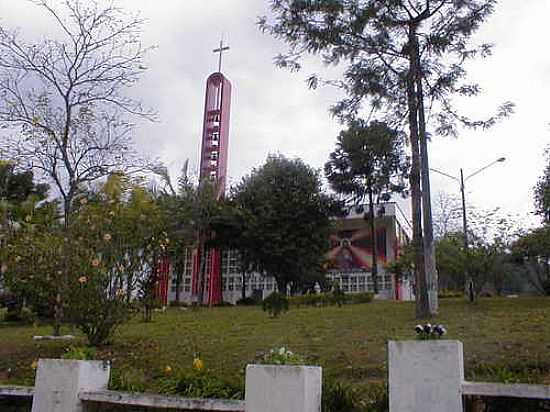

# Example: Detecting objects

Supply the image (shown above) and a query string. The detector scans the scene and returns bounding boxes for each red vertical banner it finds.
[207,248,222,306]
[154,256,170,306]
[191,248,200,295]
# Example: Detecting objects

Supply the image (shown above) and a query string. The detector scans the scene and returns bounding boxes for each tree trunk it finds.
[415,38,438,315]
[241,270,247,301]
[276,278,287,295]
[127,272,134,303]
[143,305,153,322]
[198,243,207,305]
[368,190,379,295]
[53,194,75,336]
[53,292,62,336]
[407,23,430,319]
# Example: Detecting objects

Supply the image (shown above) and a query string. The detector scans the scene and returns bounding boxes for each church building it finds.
[165,201,413,304]
[156,40,414,305]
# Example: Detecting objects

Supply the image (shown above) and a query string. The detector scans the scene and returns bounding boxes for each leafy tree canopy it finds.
[0,161,48,203]
[511,225,550,295]
[325,120,409,203]
[259,0,513,133]
[534,147,550,223]
[232,155,337,292]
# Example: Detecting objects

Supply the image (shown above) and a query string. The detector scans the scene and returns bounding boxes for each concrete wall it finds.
[4,343,550,412]
[31,359,110,412]
[245,365,322,412]
[16,359,321,412]
[388,340,464,412]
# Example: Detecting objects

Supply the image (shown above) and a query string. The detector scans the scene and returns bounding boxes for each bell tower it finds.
[191,40,232,305]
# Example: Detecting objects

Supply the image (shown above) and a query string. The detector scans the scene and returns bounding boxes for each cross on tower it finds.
[213,38,230,73]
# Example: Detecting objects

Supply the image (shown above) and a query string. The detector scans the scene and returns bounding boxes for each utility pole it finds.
[460,168,474,302]
[430,158,506,303]
[460,168,468,251]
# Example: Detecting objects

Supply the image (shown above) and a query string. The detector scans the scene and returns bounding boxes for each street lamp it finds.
[430,157,506,300]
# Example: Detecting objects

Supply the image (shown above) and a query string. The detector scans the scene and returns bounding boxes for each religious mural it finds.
[327,227,387,271]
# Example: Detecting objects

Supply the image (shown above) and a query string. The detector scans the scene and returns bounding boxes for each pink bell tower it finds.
[191,40,232,305]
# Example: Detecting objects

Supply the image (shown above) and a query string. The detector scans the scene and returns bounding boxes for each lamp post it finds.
[430,157,506,300]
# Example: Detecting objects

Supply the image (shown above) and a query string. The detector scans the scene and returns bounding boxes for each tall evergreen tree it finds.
[325,120,409,294]
[260,0,513,317]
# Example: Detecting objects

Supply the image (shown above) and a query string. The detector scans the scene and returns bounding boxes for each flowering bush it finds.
[192,354,204,371]
[262,347,305,365]
[2,174,168,343]
[147,356,243,399]
[415,323,447,340]
[173,371,243,399]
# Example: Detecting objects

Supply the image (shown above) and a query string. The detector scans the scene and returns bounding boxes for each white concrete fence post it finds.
[388,340,464,412]
[31,359,110,412]
[245,364,322,412]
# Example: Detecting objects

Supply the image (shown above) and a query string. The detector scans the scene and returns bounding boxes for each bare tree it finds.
[0,0,156,223]
[432,191,462,239]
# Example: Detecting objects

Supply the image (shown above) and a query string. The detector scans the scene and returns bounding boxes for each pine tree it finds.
[325,120,409,294]
[260,0,513,317]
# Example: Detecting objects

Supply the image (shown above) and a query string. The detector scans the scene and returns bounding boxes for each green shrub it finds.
[470,364,545,384]
[438,289,463,299]
[168,301,188,307]
[213,301,234,307]
[332,285,347,307]
[62,346,97,360]
[0,292,17,308]
[174,371,243,399]
[323,381,359,412]
[2,306,37,323]
[3,309,22,322]
[262,292,289,318]
[323,380,388,411]
[110,368,147,393]
[362,382,389,412]
[289,293,332,307]
[288,290,374,308]
[349,292,374,304]
[19,306,36,324]
[288,294,306,307]
[68,280,131,346]
[236,296,260,306]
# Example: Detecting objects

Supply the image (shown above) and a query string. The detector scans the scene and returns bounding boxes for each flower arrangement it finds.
[415,323,447,340]
[262,347,304,365]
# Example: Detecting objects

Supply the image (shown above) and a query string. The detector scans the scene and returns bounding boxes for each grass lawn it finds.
[1,296,550,394]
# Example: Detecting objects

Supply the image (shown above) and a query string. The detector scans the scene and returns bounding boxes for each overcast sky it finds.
[1,0,549,226]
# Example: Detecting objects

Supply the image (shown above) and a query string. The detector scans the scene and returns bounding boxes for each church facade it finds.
[165,201,413,304]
